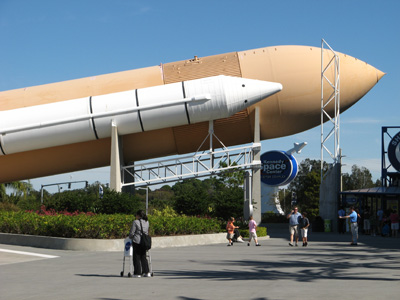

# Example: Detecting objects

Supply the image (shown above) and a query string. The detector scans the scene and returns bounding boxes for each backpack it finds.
[139,220,152,251]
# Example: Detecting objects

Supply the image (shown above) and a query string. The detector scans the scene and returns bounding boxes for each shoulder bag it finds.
[139,220,152,251]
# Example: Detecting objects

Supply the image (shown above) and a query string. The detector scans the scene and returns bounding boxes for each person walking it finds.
[226,217,237,246]
[129,210,151,278]
[247,216,260,246]
[339,206,360,245]
[287,206,301,246]
[300,212,310,247]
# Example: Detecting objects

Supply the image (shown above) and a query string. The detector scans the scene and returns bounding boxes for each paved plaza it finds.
[1,224,399,300]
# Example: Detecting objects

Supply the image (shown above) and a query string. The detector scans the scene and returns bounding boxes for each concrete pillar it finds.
[110,123,122,192]
[319,163,341,232]
[252,107,262,224]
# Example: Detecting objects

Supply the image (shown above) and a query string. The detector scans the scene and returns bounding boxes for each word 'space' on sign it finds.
[260,150,298,186]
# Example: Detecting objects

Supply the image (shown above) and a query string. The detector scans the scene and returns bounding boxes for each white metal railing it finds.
[121,143,261,187]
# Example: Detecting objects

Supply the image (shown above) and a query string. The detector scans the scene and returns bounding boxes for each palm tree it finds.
[0,183,6,201]
[0,181,33,202]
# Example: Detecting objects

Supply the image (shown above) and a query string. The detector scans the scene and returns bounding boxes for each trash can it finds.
[324,219,331,232]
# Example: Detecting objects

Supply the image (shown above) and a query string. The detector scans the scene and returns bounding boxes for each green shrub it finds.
[0,211,223,239]
[0,202,20,212]
[151,206,179,217]
[42,186,144,215]
[148,215,221,236]
[239,226,267,238]
[96,190,144,215]
[45,189,97,212]
[173,179,210,216]
[16,196,41,211]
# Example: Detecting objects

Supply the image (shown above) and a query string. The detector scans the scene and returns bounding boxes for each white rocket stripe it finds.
[0,248,59,258]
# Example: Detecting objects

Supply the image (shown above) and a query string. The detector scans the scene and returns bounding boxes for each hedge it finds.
[239,226,267,238]
[0,211,223,239]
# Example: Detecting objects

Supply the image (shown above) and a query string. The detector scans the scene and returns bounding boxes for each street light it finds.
[137,186,149,215]
[40,180,89,204]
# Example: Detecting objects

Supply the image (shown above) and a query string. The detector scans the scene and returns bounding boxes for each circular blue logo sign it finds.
[388,131,400,172]
[260,150,298,186]
[125,241,132,251]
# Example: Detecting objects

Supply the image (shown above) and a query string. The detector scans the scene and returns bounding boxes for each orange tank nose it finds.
[237,45,385,140]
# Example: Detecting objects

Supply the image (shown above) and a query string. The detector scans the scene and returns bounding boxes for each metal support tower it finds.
[321,39,341,180]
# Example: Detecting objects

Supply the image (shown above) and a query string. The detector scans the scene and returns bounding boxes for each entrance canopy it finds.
[341,187,400,212]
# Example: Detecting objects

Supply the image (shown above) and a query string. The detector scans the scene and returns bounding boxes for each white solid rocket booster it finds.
[0,75,282,156]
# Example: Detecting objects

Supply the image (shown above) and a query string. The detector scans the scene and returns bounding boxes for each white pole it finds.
[146,187,149,215]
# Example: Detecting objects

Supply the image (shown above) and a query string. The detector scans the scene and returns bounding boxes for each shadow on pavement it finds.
[266,223,400,251]
[156,253,400,283]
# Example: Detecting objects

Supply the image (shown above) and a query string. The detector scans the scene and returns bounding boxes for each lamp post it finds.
[40,180,89,204]
[137,187,149,215]
[283,188,286,213]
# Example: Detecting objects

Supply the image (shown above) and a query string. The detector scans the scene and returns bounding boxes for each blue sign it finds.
[344,196,358,206]
[125,240,132,251]
[99,185,104,199]
[260,150,298,186]
[388,131,400,172]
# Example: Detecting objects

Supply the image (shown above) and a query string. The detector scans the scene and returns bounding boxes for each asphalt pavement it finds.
[1,223,399,300]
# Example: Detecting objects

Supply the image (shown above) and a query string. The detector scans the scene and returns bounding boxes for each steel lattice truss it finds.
[121,143,261,187]
[321,39,341,180]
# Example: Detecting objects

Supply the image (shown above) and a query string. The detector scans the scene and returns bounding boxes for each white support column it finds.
[243,171,253,220]
[110,122,122,192]
[252,107,262,224]
[209,120,214,169]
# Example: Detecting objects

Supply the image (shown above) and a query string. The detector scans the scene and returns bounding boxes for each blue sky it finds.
[1,0,399,192]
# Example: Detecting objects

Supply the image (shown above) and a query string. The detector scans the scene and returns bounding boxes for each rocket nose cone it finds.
[377,69,386,82]
[222,76,282,117]
[241,78,283,106]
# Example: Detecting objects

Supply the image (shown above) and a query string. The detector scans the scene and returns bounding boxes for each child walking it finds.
[301,212,310,247]
[248,216,260,246]
[226,217,237,246]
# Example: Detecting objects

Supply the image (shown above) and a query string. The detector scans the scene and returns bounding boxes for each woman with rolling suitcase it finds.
[129,210,151,278]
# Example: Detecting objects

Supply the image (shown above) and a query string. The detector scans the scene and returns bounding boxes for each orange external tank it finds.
[0,45,384,183]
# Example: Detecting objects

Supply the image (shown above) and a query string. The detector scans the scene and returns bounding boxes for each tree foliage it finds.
[208,177,244,220]
[286,159,325,220]
[171,162,245,219]
[342,165,376,190]
[210,162,245,220]
[0,181,32,202]
[172,179,210,216]
[147,186,175,213]
[279,160,378,220]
